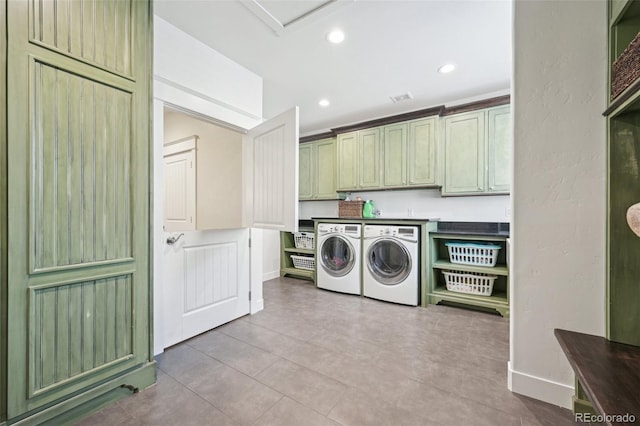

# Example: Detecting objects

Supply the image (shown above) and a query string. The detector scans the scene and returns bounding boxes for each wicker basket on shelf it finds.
[338,200,364,218]
[612,31,640,100]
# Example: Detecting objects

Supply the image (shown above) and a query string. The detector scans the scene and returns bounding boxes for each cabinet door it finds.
[487,106,511,193]
[298,143,313,200]
[337,132,359,190]
[6,0,152,418]
[315,138,337,199]
[359,128,382,189]
[383,123,407,187]
[164,149,196,231]
[408,117,437,186]
[443,111,486,195]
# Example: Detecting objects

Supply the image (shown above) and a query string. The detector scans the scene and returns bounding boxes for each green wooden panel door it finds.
[359,128,381,189]
[315,138,337,199]
[337,132,358,191]
[608,110,640,346]
[443,111,486,195]
[298,143,313,200]
[383,123,407,187]
[487,106,511,193]
[408,117,437,186]
[5,0,153,418]
[0,1,6,422]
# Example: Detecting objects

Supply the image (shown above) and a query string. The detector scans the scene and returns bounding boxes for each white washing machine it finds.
[363,225,420,306]
[316,223,362,295]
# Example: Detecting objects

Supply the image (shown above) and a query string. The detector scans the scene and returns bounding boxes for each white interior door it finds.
[244,107,299,232]
[162,229,251,347]
[160,107,299,349]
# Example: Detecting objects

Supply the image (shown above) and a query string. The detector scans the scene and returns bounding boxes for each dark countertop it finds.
[432,221,510,238]
[302,219,510,237]
[311,217,439,223]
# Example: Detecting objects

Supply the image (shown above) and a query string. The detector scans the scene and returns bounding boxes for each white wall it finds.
[262,229,281,281]
[510,0,606,408]
[154,17,262,129]
[153,16,264,354]
[300,189,510,222]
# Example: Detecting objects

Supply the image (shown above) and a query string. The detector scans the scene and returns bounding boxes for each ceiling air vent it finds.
[390,92,413,103]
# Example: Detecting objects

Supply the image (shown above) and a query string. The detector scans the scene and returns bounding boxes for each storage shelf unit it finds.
[606,0,640,347]
[426,233,509,317]
[280,231,315,282]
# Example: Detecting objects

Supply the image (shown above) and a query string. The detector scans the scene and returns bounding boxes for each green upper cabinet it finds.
[487,106,511,193]
[315,138,338,199]
[299,137,338,200]
[442,105,511,196]
[359,128,382,189]
[337,129,382,191]
[443,111,486,195]
[298,143,313,199]
[381,118,438,188]
[337,132,359,191]
[408,117,438,186]
[383,123,408,187]
[338,119,440,192]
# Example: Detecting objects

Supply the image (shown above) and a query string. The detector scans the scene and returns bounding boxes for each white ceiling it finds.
[154,0,512,135]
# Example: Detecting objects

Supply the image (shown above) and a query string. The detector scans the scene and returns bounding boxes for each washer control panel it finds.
[364,225,418,241]
[317,223,362,236]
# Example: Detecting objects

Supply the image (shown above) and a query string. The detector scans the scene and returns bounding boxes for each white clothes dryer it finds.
[362,225,420,306]
[316,223,362,295]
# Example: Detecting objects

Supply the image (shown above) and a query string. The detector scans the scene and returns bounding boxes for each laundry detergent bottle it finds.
[363,200,375,218]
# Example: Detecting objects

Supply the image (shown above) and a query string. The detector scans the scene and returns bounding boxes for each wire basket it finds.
[294,232,315,249]
[291,255,315,271]
[445,242,500,267]
[442,270,497,296]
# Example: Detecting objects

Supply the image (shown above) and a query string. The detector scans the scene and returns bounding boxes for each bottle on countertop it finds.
[363,200,375,218]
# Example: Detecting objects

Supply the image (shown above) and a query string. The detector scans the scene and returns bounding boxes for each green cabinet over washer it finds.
[336,117,439,192]
[299,137,338,200]
[337,129,382,191]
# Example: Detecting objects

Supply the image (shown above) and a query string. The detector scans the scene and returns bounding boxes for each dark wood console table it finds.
[555,329,640,424]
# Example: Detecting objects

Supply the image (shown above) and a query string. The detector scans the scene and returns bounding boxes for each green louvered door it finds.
[5,0,152,418]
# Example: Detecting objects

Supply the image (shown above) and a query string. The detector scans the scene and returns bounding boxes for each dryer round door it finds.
[366,238,412,285]
[319,235,356,277]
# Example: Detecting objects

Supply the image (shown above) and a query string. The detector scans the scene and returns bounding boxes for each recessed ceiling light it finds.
[438,63,456,74]
[326,29,345,44]
[318,99,330,107]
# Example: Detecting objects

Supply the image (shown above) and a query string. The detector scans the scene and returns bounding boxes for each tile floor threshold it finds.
[76,277,575,425]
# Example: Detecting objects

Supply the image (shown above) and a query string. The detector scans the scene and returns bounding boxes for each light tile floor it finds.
[76,277,576,425]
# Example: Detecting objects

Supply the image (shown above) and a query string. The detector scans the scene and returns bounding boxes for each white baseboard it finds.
[262,270,280,282]
[508,362,574,409]
[251,298,264,314]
